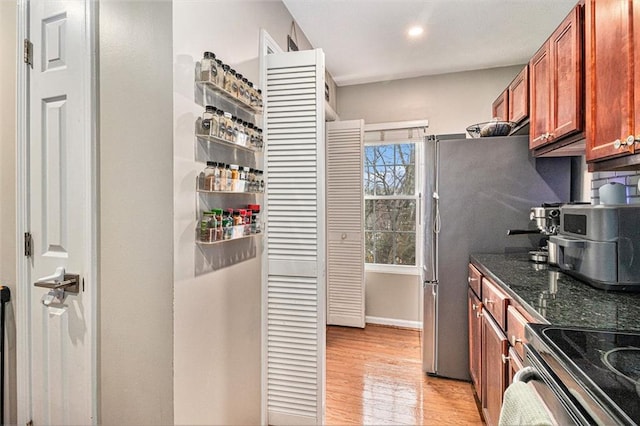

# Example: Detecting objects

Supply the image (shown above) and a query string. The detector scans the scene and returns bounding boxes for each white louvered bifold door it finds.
[263,49,326,426]
[326,120,365,328]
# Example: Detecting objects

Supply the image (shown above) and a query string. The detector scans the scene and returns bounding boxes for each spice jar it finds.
[222,64,233,93]
[248,204,261,234]
[256,128,264,149]
[230,164,239,191]
[212,208,224,241]
[223,112,234,142]
[200,211,216,242]
[203,161,216,191]
[229,69,239,98]
[236,73,246,103]
[200,51,215,82]
[224,164,232,191]
[256,89,263,108]
[223,209,234,240]
[214,59,224,87]
[214,109,225,139]
[213,162,222,191]
[201,105,219,136]
[240,77,250,105]
[242,166,250,192]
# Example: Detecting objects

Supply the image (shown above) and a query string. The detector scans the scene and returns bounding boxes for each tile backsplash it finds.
[591,171,640,204]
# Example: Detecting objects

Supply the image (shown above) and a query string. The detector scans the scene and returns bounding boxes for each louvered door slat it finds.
[264,49,325,426]
[326,120,365,328]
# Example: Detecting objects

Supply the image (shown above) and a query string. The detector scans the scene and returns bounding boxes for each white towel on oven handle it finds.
[499,381,554,426]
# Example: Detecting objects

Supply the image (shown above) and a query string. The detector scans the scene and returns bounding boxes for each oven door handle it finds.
[513,366,540,383]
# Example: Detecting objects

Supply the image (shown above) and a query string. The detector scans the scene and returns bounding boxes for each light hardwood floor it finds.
[326,324,484,425]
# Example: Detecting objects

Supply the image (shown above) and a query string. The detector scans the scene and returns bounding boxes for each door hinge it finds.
[24,232,33,258]
[26,421,33,426]
[24,38,33,67]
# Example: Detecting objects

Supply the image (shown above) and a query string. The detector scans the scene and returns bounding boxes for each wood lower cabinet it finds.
[530,4,583,150]
[492,89,509,121]
[469,265,535,426]
[586,0,640,168]
[481,309,509,426]
[468,289,482,399]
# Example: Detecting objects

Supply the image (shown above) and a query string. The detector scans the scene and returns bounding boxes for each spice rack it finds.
[195,80,262,116]
[194,51,264,250]
[195,133,261,153]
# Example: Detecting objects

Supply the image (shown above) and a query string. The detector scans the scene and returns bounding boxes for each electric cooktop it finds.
[528,324,640,425]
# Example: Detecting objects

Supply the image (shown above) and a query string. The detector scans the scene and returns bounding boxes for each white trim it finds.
[15,0,30,423]
[364,120,429,132]
[366,316,423,330]
[365,264,421,275]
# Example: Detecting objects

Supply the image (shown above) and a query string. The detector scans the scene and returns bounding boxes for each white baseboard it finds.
[365,316,422,330]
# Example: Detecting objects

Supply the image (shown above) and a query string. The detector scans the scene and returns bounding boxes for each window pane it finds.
[395,232,416,265]
[364,199,416,266]
[364,167,375,196]
[396,200,416,232]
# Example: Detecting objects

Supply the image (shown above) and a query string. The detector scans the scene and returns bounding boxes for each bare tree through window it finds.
[364,143,416,265]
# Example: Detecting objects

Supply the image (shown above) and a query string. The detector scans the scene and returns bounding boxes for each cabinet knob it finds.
[468,277,477,283]
[501,354,511,364]
[472,303,477,311]
[476,311,483,318]
[484,298,494,305]
[614,139,622,149]
[510,335,523,346]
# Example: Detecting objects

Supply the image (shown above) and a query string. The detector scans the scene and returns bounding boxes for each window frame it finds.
[363,138,424,276]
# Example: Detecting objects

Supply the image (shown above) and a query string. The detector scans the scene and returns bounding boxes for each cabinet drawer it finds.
[506,305,529,360]
[468,264,482,297]
[482,277,509,329]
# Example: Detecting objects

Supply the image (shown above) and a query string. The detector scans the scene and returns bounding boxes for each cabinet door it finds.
[529,43,551,149]
[507,347,523,386]
[468,289,482,399]
[492,89,509,121]
[586,0,635,161]
[550,5,583,141]
[508,66,529,124]
[481,311,508,426]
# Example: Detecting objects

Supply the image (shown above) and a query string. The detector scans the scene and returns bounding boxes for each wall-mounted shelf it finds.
[197,230,262,245]
[196,133,263,153]
[197,189,263,195]
[196,80,263,115]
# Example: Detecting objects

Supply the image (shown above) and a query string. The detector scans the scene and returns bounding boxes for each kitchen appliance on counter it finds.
[519,323,640,425]
[550,204,640,291]
[422,134,571,379]
[507,204,562,263]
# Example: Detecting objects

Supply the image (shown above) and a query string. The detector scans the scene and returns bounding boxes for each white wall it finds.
[0,2,17,423]
[172,2,312,424]
[338,65,523,324]
[99,1,174,424]
[338,65,524,136]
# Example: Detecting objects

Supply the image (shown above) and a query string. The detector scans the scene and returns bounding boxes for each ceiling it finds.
[282,0,578,86]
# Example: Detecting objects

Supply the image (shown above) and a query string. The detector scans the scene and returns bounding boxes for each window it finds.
[364,142,419,267]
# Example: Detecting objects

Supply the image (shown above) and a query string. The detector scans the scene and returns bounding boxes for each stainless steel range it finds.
[523,323,640,425]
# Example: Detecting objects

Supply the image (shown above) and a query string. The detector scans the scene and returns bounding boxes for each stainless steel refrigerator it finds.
[422,134,571,380]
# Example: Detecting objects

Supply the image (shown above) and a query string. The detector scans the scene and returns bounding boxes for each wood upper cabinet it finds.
[492,89,509,121]
[586,0,639,163]
[530,4,584,150]
[481,310,508,426]
[508,66,529,123]
[468,289,482,400]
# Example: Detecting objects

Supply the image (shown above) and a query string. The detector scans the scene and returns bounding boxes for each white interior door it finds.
[326,120,365,328]
[263,49,326,426]
[18,0,96,424]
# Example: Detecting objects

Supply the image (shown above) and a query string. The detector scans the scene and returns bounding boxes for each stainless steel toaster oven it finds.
[549,205,640,291]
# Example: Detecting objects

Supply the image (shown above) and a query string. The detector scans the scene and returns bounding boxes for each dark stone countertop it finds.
[470,252,640,332]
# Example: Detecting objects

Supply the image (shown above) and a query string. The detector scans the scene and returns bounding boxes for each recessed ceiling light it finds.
[407,26,424,38]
